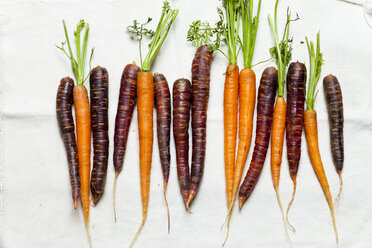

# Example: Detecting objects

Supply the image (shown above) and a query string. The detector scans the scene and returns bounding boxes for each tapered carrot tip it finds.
[73,199,78,209]
[238,197,245,209]
[186,191,195,212]
[335,171,343,203]
[113,172,118,223]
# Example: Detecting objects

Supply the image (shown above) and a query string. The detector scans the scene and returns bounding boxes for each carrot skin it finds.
[173,78,192,205]
[73,85,91,226]
[230,68,256,203]
[137,71,154,218]
[271,96,286,187]
[154,73,171,187]
[224,64,239,206]
[90,66,109,205]
[286,62,306,179]
[188,45,213,207]
[56,77,80,208]
[113,64,141,174]
[304,109,338,243]
[239,67,278,208]
[323,75,344,172]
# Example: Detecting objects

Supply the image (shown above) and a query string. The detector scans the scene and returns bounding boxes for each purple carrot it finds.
[285,62,306,229]
[154,73,171,232]
[90,66,109,205]
[56,76,80,208]
[239,67,278,208]
[187,45,213,209]
[173,78,192,209]
[113,63,140,221]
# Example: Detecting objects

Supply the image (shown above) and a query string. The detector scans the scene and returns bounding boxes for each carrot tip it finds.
[286,179,297,232]
[73,199,78,209]
[238,197,245,209]
[129,216,146,248]
[113,172,118,223]
[163,184,171,234]
[335,171,343,203]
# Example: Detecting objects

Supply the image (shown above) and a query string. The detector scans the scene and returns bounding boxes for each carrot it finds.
[56,76,80,209]
[223,1,262,244]
[113,63,140,221]
[127,2,178,246]
[187,45,213,208]
[90,66,109,206]
[323,75,344,202]
[285,62,306,230]
[268,1,296,241]
[186,10,226,209]
[305,33,338,243]
[172,79,192,208]
[220,0,240,207]
[224,64,239,206]
[238,67,277,207]
[154,73,171,232]
[57,19,94,247]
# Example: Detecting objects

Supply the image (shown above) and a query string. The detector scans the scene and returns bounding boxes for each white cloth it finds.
[1,0,372,247]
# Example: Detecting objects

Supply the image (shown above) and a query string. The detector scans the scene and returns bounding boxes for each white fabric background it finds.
[1,0,372,247]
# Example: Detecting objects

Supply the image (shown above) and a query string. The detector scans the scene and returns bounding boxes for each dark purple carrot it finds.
[113,63,141,221]
[285,62,306,230]
[56,76,80,209]
[239,67,278,208]
[90,66,109,205]
[323,74,344,202]
[187,45,213,209]
[154,73,171,232]
[173,78,192,209]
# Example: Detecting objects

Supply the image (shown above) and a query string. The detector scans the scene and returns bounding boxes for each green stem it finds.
[141,5,178,72]
[58,19,93,86]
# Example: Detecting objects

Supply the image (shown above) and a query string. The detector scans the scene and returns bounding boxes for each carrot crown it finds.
[127,1,178,72]
[56,20,94,86]
[268,0,296,97]
[240,0,262,69]
[221,0,240,65]
[305,32,323,110]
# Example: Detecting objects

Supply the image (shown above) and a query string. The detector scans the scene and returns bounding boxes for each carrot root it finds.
[129,216,146,248]
[275,187,291,246]
[163,183,170,234]
[335,171,343,203]
[113,172,118,222]
[286,178,297,232]
[86,223,93,248]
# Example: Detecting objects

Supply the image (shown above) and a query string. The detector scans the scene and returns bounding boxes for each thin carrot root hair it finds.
[335,171,343,203]
[275,187,292,247]
[222,203,234,246]
[129,216,146,248]
[86,222,93,248]
[163,183,170,234]
[286,178,297,232]
[113,172,118,222]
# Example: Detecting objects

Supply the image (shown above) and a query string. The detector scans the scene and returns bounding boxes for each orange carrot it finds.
[131,71,154,243]
[305,32,338,243]
[268,1,295,242]
[224,64,239,206]
[304,110,338,243]
[57,19,94,247]
[127,2,178,246]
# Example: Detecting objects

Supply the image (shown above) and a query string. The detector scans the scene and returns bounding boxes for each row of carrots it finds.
[56,0,344,247]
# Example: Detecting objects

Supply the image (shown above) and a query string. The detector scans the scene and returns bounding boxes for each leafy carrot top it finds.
[305,32,323,110]
[127,1,178,72]
[57,20,94,86]
[268,0,296,97]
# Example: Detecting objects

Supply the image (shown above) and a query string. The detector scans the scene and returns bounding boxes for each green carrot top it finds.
[305,32,323,110]
[268,0,295,97]
[127,1,178,72]
[57,19,94,86]
[240,0,262,69]
[221,0,240,65]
